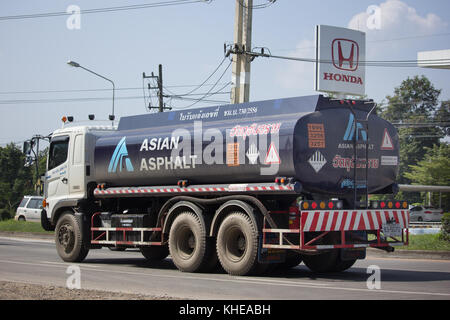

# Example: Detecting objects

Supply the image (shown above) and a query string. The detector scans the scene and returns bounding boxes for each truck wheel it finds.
[140,245,169,261]
[332,258,357,272]
[216,212,259,276]
[302,250,339,273]
[278,251,303,270]
[55,213,89,262]
[169,212,215,273]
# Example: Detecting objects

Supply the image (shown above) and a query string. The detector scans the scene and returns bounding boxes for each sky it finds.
[0,0,449,148]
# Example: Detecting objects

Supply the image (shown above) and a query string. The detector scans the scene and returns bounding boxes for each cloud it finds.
[348,0,447,36]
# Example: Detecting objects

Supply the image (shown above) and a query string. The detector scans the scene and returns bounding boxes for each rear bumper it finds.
[262,209,409,251]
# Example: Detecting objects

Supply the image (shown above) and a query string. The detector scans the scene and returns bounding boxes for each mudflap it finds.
[258,235,286,264]
[341,231,367,261]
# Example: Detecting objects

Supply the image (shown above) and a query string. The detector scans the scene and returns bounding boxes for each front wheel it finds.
[55,213,89,262]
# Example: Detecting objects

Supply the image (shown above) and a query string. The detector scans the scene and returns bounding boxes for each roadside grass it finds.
[0,219,53,234]
[399,233,450,251]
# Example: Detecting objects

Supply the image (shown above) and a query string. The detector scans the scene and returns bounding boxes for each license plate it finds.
[382,222,402,237]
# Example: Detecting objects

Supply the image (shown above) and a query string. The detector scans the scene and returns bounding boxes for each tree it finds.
[404,144,450,211]
[380,75,444,184]
[0,144,34,218]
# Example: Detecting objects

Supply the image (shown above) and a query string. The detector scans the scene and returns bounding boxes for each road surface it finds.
[0,236,449,300]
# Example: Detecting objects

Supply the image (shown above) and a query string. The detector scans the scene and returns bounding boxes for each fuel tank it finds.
[94,95,399,196]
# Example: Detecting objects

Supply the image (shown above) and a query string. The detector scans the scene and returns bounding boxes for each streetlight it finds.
[67,60,116,124]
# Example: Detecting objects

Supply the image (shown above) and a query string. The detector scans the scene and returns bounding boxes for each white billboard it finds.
[315,25,366,96]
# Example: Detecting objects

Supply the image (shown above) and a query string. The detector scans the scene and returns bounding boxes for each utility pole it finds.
[231,0,253,104]
[143,64,171,112]
[158,64,164,112]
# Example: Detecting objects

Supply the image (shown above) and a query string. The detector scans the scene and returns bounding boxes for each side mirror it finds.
[23,141,32,155]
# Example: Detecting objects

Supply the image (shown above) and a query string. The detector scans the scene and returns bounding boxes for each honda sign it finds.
[315,25,366,96]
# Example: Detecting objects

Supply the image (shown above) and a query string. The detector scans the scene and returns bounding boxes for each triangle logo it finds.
[381,129,394,150]
[264,143,281,165]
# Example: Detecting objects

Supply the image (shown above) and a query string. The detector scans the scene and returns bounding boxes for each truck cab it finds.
[43,124,115,227]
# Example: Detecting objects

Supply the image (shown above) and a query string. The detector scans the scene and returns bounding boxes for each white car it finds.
[409,205,444,222]
[15,196,44,222]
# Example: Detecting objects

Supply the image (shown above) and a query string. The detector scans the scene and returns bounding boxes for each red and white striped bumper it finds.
[301,210,409,232]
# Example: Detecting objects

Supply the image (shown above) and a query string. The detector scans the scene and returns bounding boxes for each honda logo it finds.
[332,39,359,71]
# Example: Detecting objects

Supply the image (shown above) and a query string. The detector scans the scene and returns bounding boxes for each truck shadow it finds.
[83,255,450,283]
[267,265,450,283]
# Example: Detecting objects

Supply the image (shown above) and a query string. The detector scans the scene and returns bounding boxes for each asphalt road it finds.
[0,236,449,300]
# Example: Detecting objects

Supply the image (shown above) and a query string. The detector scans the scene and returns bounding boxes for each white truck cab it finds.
[43,124,116,226]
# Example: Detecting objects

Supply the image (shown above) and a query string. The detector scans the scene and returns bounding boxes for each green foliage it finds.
[404,144,450,210]
[0,208,13,221]
[440,212,450,242]
[0,144,35,214]
[380,75,445,186]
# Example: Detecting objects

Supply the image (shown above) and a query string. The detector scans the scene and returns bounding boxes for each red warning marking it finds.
[264,142,281,164]
[381,129,394,150]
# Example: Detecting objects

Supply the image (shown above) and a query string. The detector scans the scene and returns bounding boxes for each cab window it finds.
[48,136,69,170]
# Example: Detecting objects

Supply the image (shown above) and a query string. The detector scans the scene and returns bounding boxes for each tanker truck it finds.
[40,95,409,276]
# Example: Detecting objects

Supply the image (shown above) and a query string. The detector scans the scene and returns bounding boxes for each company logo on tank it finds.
[108,121,282,174]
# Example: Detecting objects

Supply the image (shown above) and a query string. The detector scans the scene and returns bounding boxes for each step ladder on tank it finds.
[348,102,377,210]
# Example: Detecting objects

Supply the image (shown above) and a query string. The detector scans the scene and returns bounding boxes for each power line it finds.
[0,0,213,21]
[174,60,233,109]
[0,83,231,95]
[163,56,228,97]
[271,32,450,53]
[0,90,232,105]
[243,48,450,67]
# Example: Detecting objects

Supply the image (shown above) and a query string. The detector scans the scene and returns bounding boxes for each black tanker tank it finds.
[94,95,399,196]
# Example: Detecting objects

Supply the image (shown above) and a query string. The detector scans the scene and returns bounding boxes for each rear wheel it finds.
[140,245,169,261]
[302,250,339,273]
[278,251,303,270]
[169,212,217,273]
[216,212,259,276]
[303,250,357,273]
[332,258,357,272]
[55,213,89,262]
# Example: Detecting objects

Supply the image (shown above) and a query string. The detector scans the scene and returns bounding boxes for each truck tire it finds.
[332,258,357,272]
[55,212,89,262]
[302,250,339,273]
[216,212,259,276]
[168,211,215,273]
[278,251,303,270]
[140,245,169,261]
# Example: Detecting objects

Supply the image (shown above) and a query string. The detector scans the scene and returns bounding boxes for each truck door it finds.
[46,135,70,201]
[69,134,85,197]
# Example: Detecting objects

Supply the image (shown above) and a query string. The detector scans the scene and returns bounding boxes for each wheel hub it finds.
[58,224,75,253]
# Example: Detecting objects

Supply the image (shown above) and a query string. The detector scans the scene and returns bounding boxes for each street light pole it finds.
[67,60,116,124]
